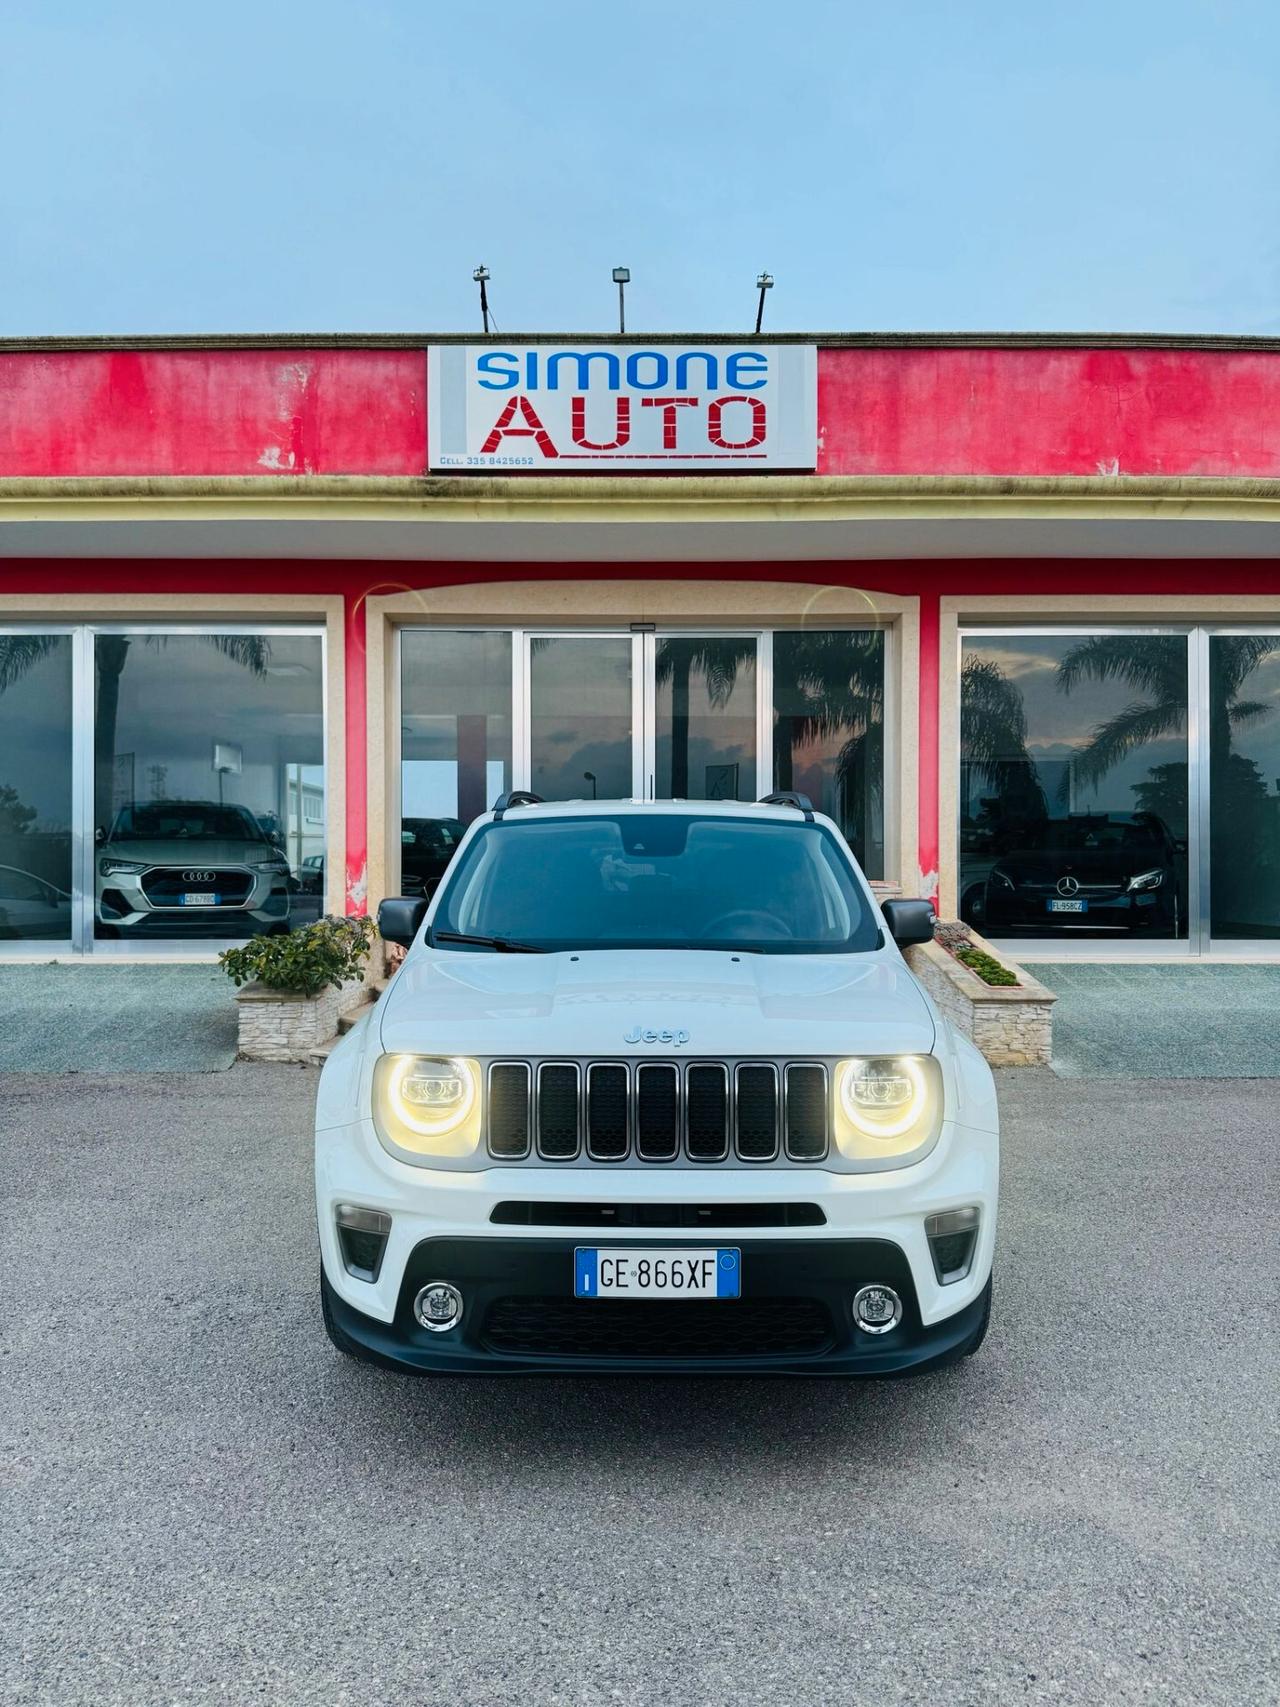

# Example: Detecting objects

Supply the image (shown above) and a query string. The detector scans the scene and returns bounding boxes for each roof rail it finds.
[491,790,545,821]
[758,790,815,821]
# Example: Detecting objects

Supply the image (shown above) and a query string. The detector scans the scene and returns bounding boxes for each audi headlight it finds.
[835,1055,943,1161]
[372,1054,482,1158]
[99,858,146,876]
[1127,869,1163,893]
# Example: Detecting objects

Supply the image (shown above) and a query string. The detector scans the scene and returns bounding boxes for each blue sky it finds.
[2,1,1277,336]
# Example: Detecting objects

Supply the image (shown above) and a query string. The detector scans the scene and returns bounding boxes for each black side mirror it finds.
[377,896,428,948]
[94,826,106,844]
[881,898,936,949]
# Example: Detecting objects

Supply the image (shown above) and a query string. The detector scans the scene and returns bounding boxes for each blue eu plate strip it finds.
[716,1249,741,1297]
[575,1248,599,1296]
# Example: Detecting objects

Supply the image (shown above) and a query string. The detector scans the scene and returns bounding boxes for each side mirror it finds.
[377,895,428,948]
[881,898,936,949]
[94,826,106,844]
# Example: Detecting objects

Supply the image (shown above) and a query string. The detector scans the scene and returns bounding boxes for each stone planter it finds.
[235,976,368,1063]
[904,928,1055,1068]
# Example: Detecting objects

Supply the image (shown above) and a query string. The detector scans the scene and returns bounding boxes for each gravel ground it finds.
[0,965,236,1072]
[3,1066,1278,1706]
[1024,962,1280,1079]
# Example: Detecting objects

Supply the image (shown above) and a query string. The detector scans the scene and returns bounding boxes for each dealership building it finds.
[3,329,1280,961]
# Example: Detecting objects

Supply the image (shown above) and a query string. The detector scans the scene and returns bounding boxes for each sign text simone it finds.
[427,344,817,472]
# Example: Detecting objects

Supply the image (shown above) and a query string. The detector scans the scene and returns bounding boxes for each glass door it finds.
[650,634,762,801]
[1206,630,1280,949]
[523,633,643,802]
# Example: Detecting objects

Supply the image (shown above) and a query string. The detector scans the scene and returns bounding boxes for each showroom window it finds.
[960,626,1280,954]
[398,625,889,888]
[0,631,74,947]
[0,624,327,956]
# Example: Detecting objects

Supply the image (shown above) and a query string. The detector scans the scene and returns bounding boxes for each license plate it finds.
[181,892,218,906]
[1047,898,1086,912]
[574,1247,740,1299]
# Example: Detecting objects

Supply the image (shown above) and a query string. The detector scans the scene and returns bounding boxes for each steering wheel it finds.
[700,908,794,941]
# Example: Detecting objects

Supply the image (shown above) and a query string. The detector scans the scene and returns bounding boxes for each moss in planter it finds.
[954,946,1019,987]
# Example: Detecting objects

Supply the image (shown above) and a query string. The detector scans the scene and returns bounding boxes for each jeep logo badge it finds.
[624,1026,690,1047]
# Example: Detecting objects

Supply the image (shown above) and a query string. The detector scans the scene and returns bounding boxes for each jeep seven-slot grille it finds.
[484,1059,830,1164]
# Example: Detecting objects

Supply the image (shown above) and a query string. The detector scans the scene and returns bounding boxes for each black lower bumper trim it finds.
[322,1236,991,1377]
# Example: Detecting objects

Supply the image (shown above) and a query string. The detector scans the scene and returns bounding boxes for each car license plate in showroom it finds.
[181,892,217,906]
[574,1247,741,1299]
[1048,898,1086,912]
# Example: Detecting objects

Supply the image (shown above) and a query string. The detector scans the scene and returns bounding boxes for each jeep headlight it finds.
[372,1054,482,1158]
[835,1055,943,1161]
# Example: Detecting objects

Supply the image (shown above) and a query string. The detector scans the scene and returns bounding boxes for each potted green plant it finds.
[221,916,377,1061]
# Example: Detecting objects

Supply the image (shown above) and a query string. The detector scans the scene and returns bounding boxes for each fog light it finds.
[335,1203,391,1282]
[925,1207,980,1284]
[852,1283,902,1335]
[414,1281,464,1333]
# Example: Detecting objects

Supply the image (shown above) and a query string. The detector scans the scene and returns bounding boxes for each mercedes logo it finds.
[1056,875,1080,897]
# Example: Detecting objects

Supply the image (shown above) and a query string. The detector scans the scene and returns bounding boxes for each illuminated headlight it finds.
[98,858,146,876]
[1127,869,1163,893]
[835,1055,943,1160]
[372,1054,482,1158]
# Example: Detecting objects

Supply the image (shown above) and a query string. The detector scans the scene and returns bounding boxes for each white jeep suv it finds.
[315,793,998,1375]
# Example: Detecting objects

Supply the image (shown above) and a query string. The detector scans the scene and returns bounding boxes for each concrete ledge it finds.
[905,929,1056,1068]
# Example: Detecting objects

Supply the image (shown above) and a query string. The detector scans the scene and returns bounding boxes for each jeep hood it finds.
[378,948,936,1059]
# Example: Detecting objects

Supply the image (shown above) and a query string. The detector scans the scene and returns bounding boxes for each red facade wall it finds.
[0,350,427,477]
[7,342,1280,478]
[817,346,1280,477]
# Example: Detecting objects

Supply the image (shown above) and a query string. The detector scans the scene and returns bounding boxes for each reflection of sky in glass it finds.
[963,635,1188,820]
[0,639,73,831]
[531,638,632,800]
[97,636,325,827]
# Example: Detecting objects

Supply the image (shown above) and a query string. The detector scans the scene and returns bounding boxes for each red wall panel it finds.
[0,349,426,477]
[817,346,1280,477]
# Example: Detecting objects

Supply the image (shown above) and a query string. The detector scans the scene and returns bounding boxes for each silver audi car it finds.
[96,800,293,938]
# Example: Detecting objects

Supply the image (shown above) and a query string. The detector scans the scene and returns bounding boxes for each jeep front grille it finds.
[483,1058,830,1165]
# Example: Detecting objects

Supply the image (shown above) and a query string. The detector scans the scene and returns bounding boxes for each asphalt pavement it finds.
[3,1066,1278,1706]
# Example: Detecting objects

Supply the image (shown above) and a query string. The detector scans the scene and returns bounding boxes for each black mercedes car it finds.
[983,812,1185,936]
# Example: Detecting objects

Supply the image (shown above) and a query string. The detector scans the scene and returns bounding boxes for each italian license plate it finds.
[1047,898,1086,913]
[574,1247,741,1300]
[181,892,218,906]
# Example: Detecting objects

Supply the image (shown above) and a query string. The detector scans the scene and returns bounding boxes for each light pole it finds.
[473,265,491,333]
[754,272,774,335]
[583,770,597,799]
[612,267,630,334]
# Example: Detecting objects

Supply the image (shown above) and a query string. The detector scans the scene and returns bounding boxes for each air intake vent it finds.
[685,1064,729,1160]
[488,1062,531,1158]
[635,1063,679,1161]
[784,1064,828,1161]
[586,1063,629,1160]
[735,1064,779,1161]
[537,1063,580,1159]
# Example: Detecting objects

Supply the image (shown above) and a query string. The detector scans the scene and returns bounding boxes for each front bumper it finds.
[316,1113,997,1376]
[323,1236,990,1376]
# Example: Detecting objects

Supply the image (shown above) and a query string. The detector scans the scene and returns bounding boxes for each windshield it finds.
[108,802,268,843]
[430,813,880,954]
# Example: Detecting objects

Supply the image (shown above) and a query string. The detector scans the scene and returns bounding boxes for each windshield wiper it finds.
[432,930,547,954]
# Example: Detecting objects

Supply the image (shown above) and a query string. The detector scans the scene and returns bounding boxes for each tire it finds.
[961,1275,993,1358]
[320,1267,382,1366]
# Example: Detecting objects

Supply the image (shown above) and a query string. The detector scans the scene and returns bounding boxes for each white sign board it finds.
[428,344,816,473]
